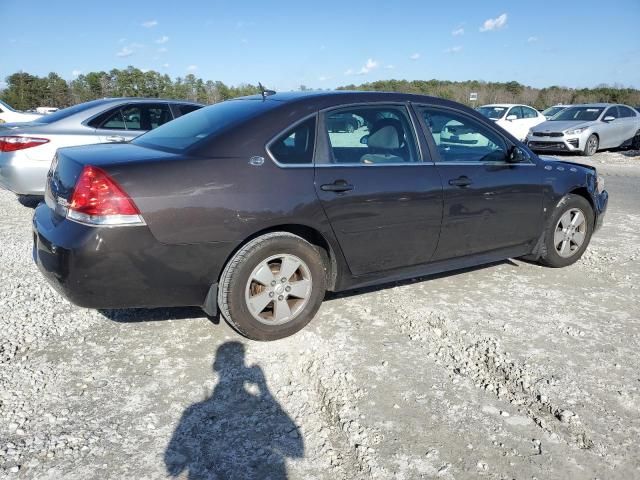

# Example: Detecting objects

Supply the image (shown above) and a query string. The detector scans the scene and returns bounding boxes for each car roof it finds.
[232,90,473,112]
[96,97,203,105]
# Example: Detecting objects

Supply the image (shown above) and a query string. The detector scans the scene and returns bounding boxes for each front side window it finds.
[421,107,508,163]
[269,117,316,165]
[508,106,524,119]
[604,106,619,119]
[323,105,418,164]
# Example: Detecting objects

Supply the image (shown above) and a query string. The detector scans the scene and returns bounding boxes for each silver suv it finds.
[527,103,640,156]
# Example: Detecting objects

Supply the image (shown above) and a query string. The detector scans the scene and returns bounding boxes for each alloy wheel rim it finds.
[553,208,587,258]
[244,254,312,325]
[587,137,597,155]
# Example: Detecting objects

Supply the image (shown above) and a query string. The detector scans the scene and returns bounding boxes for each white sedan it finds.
[0,100,42,124]
[476,104,545,141]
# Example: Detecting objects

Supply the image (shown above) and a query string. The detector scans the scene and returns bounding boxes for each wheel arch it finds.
[568,187,595,215]
[218,224,340,291]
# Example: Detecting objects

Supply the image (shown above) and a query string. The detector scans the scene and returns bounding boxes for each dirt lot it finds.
[1,150,639,479]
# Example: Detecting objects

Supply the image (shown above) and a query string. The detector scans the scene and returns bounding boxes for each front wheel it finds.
[582,134,598,156]
[538,194,594,268]
[218,232,327,341]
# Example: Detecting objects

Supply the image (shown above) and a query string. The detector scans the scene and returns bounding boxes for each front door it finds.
[418,105,543,260]
[314,104,443,276]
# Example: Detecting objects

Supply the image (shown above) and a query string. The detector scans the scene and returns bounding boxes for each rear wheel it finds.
[538,194,594,268]
[582,134,598,156]
[218,232,327,341]
[631,130,640,150]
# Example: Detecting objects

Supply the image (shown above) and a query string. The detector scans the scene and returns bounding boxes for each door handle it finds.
[105,135,125,143]
[448,176,472,187]
[320,180,354,192]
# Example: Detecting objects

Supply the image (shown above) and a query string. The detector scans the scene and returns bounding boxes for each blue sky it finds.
[1,0,639,90]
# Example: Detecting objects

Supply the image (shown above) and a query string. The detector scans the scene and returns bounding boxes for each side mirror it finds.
[508,146,528,163]
[506,115,517,121]
[603,116,615,122]
[360,135,369,145]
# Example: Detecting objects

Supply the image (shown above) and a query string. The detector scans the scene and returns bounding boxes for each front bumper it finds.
[32,204,232,310]
[0,151,49,195]
[527,134,584,153]
[594,189,608,232]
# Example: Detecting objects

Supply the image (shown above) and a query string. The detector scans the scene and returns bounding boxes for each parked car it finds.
[526,103,640,156]
[635,106,640,114]
[476,104,545,141]
[541,104,570,120]
[0,100,42,124]
[0,98,203,197]
[33,91,608,341]
[326,113,362,133]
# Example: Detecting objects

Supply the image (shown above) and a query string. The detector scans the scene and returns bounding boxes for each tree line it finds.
[2,67,639,111]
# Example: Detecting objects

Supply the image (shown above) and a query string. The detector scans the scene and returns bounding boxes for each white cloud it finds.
[344,68,354,76]
[155,35,169,44]
[118,37,127,43]
[452,27,464,36]
[318,75,332,82]
[358,58,379,74]
[0,81,7,90]
[142,20,158,28]
[71,69,82,77]
[410,53,421,60]
[444,45,463,54]
[130,42,144,49]
[157,47,168,53]
[527,36,538,43]
[140,68,150,73]
[116,46,134,57]
[162,63,170,68]
[384,64,395,70]
[187,65,198,71]
[480,13,507,32]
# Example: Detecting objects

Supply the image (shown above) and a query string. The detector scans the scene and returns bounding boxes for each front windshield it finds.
[36,99,111,124]
[542,106,565,118]
[132,99,277,152]
[552,106,604,122]
[476,106,507,120]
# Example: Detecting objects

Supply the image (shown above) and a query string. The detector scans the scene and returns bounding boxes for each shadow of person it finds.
[165,342,303,479]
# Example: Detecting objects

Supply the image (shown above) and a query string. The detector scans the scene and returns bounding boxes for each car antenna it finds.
[258,82,276,100]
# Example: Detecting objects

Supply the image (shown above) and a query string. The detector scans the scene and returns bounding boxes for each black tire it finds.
[17,195,43,208]
[537,194,594,268]
[582,134,598,156]
[631,130,640,150]
[217,232,327,341]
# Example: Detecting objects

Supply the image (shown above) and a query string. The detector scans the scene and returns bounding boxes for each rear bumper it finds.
[0,151,49,195]
[33,204,233,310]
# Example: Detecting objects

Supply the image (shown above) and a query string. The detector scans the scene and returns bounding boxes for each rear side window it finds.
[421,107,507,163]
[522,106,538,118]
[618,106,635,118]
[269,117,316,165]
[322,105,419,164]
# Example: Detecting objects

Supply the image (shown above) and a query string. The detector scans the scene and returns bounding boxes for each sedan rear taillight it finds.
[0,136,49,152]
[67,165,145,226]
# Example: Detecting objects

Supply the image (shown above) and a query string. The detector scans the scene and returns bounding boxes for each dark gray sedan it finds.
[0,98,202,196]
[33,91,608,340]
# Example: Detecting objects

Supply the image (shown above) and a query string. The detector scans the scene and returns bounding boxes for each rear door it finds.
[599,106,621,148]
[417,105,543,260]
[313,103,443,276]
[95,103,173,143]
[617,105,639,144]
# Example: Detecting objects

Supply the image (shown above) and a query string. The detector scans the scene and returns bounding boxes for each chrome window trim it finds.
[264,112,318,169]
[317,101,426,166]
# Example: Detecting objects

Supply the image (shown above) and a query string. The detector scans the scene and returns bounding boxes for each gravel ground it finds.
[1,150,639,479]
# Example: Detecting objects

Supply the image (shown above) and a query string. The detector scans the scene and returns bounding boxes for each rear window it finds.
[36,100,110,124]
[132,99,275,152]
